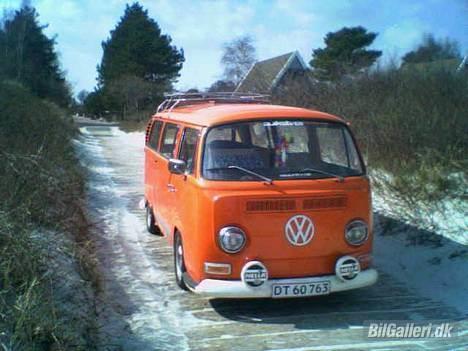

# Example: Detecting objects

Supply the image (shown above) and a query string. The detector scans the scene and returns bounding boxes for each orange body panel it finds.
[144,103,373,286]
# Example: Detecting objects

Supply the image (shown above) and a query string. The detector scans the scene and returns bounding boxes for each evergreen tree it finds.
[402,34,461,65]
[0,6,71,106]
[97,2,184,87]
[310,26,382,81]
[83,90,107,117]
[208,80,236,92]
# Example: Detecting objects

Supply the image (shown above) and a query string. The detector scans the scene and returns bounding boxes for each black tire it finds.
[146,205,160,235]
[174,233,189,291]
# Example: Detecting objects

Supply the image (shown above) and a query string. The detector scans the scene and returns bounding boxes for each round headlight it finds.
[218,226,246,253]
[345,220,368,246]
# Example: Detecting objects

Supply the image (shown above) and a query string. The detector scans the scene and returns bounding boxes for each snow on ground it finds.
[371,171,467,315]
[75,126,192,350]
[371,170,467,246]
[373,214,468,316]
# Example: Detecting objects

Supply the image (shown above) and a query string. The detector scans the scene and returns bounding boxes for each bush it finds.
[0,81,83,225]
[0,80,95,349]
[275,67,467,168]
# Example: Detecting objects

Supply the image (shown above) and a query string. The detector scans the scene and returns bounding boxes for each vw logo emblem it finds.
[285,215,315,246]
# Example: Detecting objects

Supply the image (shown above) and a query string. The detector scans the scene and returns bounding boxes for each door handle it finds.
[167,184,176,192]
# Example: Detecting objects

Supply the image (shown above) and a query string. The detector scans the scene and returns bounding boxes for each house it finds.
[235,51,310,94]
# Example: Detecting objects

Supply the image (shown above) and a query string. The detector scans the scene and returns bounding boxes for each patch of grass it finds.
[0,80,96,350]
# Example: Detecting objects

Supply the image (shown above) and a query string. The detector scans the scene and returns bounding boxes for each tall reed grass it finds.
[0,81,96,350]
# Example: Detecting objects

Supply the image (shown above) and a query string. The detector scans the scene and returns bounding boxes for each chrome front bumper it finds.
[192,269,378,298]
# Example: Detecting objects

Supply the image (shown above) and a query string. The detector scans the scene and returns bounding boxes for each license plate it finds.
[272,280,331,298]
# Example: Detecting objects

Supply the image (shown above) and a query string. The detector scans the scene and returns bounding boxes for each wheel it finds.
[146,205,160,235]
[174,233,189,291]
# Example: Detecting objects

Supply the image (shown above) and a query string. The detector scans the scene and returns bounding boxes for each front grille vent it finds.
[303,196,347,210]
[246,200,296,212]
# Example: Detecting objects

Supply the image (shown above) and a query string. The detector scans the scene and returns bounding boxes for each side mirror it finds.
[168,158,186,175]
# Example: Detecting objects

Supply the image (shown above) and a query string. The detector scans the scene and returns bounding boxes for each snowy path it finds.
[76,126,467,351]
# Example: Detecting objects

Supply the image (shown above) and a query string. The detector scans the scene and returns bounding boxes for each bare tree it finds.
[221,35,256,85]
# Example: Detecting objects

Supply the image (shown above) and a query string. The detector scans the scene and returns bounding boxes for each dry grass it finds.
[0,80,98,350]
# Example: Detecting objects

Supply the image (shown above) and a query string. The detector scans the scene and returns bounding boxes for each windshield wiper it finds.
[206,165,273,184]
[282,168,344,183]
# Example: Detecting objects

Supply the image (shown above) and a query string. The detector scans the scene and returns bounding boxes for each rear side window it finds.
[148,121,163,150]
[160,123,179,158]
[179,128,199,174]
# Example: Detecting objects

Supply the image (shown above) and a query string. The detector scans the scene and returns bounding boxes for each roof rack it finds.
[156,92,270,113]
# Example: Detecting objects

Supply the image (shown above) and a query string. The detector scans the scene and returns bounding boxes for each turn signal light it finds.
[204,262,231,275]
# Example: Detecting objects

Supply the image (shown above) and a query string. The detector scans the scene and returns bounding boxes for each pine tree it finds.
[97,2,184,87]
[402,34,461,65]
[0,6,71,106]
[310,26,382,81]
[94,2,184,119]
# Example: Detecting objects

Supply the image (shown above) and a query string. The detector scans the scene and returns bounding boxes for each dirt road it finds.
[76,125,467,351]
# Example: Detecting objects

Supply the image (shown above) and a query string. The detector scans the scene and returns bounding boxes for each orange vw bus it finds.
[144,93,378,298]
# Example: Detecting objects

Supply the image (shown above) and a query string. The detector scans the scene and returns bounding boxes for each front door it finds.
[155,122,181,236]
[170,127,200,273]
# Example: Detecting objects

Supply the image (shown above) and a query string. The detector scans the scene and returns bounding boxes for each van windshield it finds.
[202,120,364,181]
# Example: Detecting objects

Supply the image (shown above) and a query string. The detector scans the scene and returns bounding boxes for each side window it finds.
[206,125,241,143]
[160,123,179,158]
[344,129,363,172]
[148,121,163,150]
[316,126,348,167]
[250,123,270,148]
[179,128,199,174]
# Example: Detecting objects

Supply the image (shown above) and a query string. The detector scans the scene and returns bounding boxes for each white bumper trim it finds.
[193,269,378,298]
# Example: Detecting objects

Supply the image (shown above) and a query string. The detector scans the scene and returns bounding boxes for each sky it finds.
[1,0,467,95]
